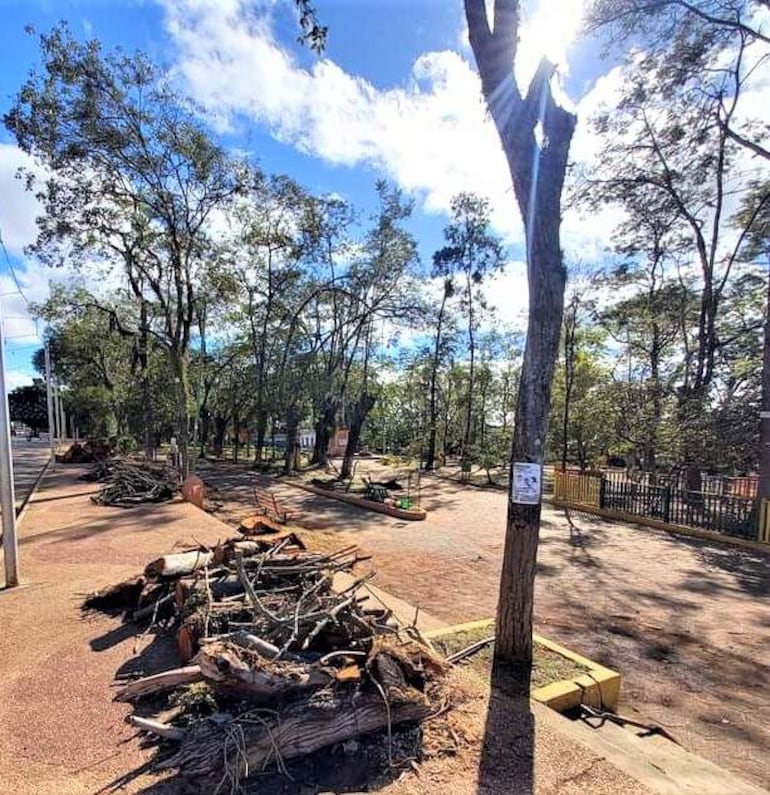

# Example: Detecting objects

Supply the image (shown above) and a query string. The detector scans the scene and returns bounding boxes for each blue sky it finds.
[0,0,627,389]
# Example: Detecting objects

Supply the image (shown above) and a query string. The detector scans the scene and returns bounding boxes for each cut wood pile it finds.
[85,534,448,791]
[81,458,179,507]
[56,440,112,464]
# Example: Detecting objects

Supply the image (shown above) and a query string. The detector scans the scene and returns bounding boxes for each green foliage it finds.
[8,383,48,433]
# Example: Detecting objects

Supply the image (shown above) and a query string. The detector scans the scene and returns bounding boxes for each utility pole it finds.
[57,380,65,444]
[44,341,56,470]
[0,298,19,587]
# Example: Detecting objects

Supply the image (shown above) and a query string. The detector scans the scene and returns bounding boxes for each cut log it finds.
[195,641,330,698]
[114,666,203,702]
[144,550,215,579]
[160,690,431,783]
[201,630,280,659]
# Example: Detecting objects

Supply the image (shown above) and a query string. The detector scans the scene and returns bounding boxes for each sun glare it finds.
[517,0,585,85]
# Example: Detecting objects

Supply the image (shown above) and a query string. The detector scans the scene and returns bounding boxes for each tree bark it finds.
[425,282,451,470]
[170,350,192,478]
[115,666,203,702]
[466,0,576,668]
[561,296,578,471]
[140,293,154,459]
[284,405,301,474]
[341,392,376,478]
[759,267,770,501]
[161,691,431,785]
[312,398,337,466]
[213,415,227,458]
[463,270,476,464]
[144,550,215,578]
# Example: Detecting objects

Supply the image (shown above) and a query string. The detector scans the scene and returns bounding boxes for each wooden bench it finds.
[253,486,295,524]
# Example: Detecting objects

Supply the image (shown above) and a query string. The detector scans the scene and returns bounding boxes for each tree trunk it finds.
[759,267,770,501]
[561,299,577,472]
[466,0,576,670]
[213,416,227,458]
[284,405,300,475]
[341,393,376,479]
[462,287,476,466]
[140,295,153,459]
[198,407,210,459]
[161,691,431,787]
[254,410,268,466]
[425,284,450,471]
[233,409,240,464]
[171,351,192,478]
[312,398,337,467]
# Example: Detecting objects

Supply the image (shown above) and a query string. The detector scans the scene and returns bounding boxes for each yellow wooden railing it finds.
[553,471,601,508]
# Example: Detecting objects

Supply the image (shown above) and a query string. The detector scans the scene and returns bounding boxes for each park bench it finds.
[253,486,295,524]
[365,482,389,503]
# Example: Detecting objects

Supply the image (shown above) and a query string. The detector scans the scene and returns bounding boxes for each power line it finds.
[0,228,31,308]
[0,227,42,344]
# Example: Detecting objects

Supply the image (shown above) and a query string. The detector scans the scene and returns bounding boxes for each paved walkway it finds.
[0,464,654,795]
[202,462,770,790]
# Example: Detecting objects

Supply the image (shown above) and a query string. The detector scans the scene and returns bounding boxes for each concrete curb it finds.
[551,498,770,555]
[424,617,621,713]
[15,457,52,527]
[287,480,427,520]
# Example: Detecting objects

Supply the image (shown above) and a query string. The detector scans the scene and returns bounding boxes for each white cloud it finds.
[3,369,36,392]
[0,143,49,344]
[161,0,521,241]
[482,261,530,328]
[0,143,43,256]
[158,0,617,327]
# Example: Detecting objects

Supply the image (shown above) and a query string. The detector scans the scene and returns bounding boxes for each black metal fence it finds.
[599,477,758,539]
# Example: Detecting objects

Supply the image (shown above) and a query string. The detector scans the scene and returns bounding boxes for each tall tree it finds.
[589,0,770,164]
[581,19,769,490]
[5,24,244,476]
[433,193,503,469]
[424,278,457,470]
[339,183,419,478]
[465,0,577,673]
[735,181,770,495]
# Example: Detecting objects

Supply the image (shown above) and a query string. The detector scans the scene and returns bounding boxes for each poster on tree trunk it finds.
[512,462,541,505]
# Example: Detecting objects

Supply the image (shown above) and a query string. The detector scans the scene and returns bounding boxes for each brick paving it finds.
[0,464,653,795]
[204,462,770,790]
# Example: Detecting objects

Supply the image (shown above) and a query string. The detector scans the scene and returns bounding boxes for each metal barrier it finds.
[554,470,765,542]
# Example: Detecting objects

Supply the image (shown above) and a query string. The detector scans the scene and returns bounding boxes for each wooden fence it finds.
[553,471,601,508]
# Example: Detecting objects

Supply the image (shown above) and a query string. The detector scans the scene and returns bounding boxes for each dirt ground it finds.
[201,458,770,790]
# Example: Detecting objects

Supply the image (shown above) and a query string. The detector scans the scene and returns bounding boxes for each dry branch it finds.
[115,666,203,702]
[97,531,449,789]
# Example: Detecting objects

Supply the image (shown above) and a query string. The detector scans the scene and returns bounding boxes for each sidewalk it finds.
[0,466,747,794]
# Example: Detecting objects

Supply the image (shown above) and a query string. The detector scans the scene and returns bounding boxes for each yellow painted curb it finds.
[426,618,621,713]
[551,498,770,555]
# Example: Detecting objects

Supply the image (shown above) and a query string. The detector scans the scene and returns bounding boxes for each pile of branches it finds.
[81,458,178,507]
[85,534,447,790]
[56,440,112,464]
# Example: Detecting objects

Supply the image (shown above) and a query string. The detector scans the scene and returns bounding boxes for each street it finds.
[9,438,52,513]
